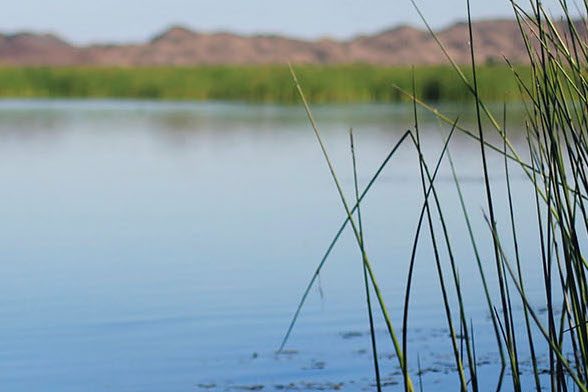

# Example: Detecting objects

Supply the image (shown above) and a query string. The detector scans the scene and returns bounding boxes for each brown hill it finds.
[0,19,576,66]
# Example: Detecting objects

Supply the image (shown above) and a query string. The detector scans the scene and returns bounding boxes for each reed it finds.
[284,0,588,390]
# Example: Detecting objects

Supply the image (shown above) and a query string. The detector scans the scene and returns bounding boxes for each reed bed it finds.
[0,65,528,103]
[283,0,588,390]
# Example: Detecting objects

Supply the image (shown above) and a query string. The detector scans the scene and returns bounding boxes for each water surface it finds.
[0,100,547,391]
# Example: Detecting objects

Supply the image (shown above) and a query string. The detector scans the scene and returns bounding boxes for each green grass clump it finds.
[0,65,529,103]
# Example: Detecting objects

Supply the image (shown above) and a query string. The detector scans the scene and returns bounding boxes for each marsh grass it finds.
[0,65,529,103]
[282,0,588,390]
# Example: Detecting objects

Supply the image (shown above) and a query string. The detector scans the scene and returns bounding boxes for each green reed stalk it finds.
[402,118,458,387]
[350,129,383,391]
[409,106,470,389]
[288,63,415,391]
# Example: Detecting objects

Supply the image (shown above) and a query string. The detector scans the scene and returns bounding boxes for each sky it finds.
[0,0,575,44]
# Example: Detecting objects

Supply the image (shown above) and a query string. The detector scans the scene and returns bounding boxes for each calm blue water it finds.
[0,100,550,391]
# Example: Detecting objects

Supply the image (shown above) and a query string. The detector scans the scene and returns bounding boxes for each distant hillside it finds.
[0,19,581,66]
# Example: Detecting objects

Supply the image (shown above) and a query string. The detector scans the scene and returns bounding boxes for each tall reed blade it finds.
[350,129,382,391]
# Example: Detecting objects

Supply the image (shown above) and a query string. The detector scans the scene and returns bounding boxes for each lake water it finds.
[0,100,552,391]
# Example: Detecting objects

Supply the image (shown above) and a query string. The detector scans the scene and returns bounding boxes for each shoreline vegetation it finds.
[0,65,530,103]
[283,0,588,390]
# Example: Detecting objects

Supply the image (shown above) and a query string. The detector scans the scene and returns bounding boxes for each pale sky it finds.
[0,0,575,44]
